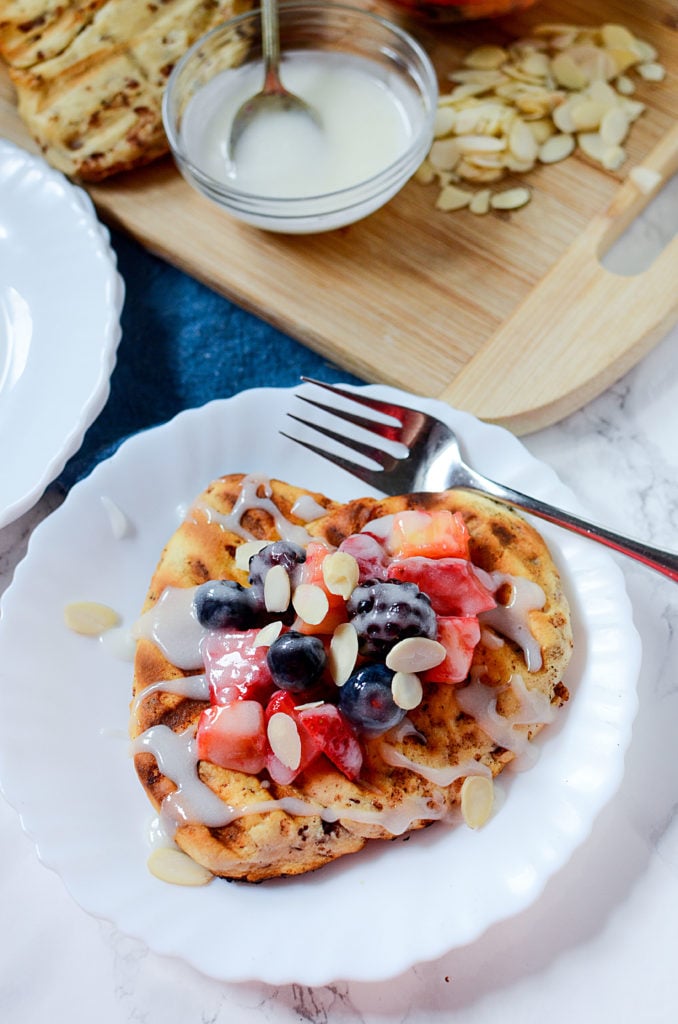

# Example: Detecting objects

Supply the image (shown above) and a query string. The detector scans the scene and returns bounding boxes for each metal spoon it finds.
[228,0,320,159]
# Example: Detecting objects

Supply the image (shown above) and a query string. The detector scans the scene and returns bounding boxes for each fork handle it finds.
[462,469,678,582]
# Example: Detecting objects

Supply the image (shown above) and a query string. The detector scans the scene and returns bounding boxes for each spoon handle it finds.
[463,468,678,582]
[261,0,282,87]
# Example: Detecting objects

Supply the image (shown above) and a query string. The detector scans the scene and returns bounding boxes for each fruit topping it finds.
[194,579,261,630]
[266,630,327,694]
[295,541,349,634]
[423,616,481,684]
[389,509,470,560]
[387,557,496,616]
[338,532,389,581]
[298,703,363,779]
[196,700,268,774]
[346,578,437,657]
[338,663,406,736]
[202,629,276,705]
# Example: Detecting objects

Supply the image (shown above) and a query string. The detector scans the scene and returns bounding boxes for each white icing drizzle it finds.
[455,672,557,770]
[131,725,236,828]
[290,494,329,522]
[131,673,210,717]
[195,474,313,545]
[133,586,207,670]
[131,722,447,836]
[478,571,546,671]
[377,740,491,786]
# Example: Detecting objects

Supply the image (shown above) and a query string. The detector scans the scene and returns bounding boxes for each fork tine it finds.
[295,394,403,442]
[300,377,414,422]
[280,431,386,491]
[285,413,392,467]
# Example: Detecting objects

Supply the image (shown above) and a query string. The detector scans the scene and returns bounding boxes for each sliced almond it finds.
[64,601,120,636]
[267,712,302,770]
[434,107,457,137]
[414,160,436,185]
[436,184,473,211]
[601,144,626,170]
[615,74,635,95]
[292,583,329,625]
[147,847,213,886]
[552,99,577,133]
[264,564,291,613]
[528,117,555,143]
[577,130,607,162]
[329,622,359,686]
[538,132,575,163]
[551,51,588,89]
[464,45,508,71]
[385,637,446,674]
[429,138,461,171]
[469,189,492,215]
[461,776,494,829]
[601,23,637,51]
[457,134,506,154]
[490,186,531,210]
[629,165,662,193]
[234,539,268,573]
[637,61,666,82]
[570,98,606,130]
[600,106,629,145]
[508,118,539,162]
[253,620,284,648]
[391,672,424,711]
[322,551,359,599]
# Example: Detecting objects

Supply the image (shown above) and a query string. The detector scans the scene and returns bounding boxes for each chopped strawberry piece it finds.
[202,629,275,706]
[389,509,470,560]
[423,616,481,684]
[196,700,268,774]
[387,557,496,616]
[264,691,323,784]
[298,703,363,780]
[295,541,348,635]
[338,533,389,581]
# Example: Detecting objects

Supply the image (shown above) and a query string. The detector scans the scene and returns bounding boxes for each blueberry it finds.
[193,580,260,630]
[346,579,437,657]
[338,664,405,736]
[266,631,327,694]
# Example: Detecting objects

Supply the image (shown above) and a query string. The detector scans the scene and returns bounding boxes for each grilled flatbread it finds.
[0,0,252,180]
[131,474,573,882]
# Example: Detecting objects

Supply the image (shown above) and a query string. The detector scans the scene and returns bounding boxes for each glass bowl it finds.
[162,2,438,233]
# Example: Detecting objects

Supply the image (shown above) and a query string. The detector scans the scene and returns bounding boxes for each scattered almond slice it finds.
[391,672,424,711]
[267,712,302,770]
[292,583,329,625]
[385,637,446,674]
[264,564,291,613]
[147,847,213,886]
[235,539,268,572]
[460,775,494,830]
[322,551,359,599]
[329,622,359,686]
[419,20,664,215]
[629,165,662,193]
[490,187,531,210]
[253,620,284,648]
[469,189,492,215]
[64,601,120,636]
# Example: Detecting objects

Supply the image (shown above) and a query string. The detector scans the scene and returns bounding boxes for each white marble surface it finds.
[1,197,677,1020]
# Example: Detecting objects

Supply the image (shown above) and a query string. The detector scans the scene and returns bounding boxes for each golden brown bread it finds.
[131,474,573,881]
[0,0,253,180]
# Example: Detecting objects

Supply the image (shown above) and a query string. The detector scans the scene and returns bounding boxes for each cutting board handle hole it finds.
[601,171,678,277]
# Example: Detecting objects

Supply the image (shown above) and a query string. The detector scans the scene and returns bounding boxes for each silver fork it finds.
[282,378,678,583]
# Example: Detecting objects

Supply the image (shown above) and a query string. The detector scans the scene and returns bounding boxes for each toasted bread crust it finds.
[0,0,253,180]
[131,475,573,881]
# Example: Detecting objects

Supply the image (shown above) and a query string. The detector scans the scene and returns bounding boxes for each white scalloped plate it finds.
[0,140,123,527]
[0,385,640,985]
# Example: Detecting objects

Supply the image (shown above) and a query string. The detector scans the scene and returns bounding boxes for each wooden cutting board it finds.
[1,0,676,434]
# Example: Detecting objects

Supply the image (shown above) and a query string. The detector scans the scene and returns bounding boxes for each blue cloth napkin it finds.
[57,228,364,490]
